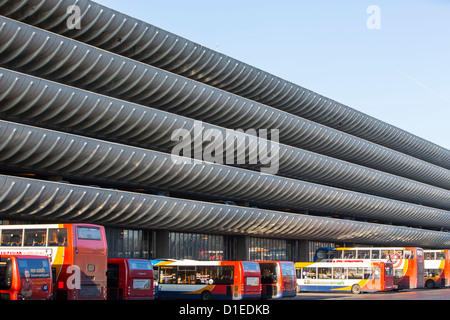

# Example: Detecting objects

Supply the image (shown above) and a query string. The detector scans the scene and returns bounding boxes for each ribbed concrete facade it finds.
[0,0,450,256]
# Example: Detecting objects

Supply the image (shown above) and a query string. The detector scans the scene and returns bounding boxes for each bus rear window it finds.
[129,260,152,270]
[17,258,50,279]
[77,227,101,240]
[242,262,259,271]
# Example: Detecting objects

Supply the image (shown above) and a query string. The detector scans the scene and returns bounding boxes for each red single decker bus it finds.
[107,259,154,300]
[0,255,53,300]
[258,261,297,299]
[0,223,108,300]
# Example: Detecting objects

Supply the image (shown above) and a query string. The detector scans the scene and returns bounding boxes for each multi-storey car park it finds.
[0,0,450,262]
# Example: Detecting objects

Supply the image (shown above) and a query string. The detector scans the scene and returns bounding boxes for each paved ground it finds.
[288,287,450,300]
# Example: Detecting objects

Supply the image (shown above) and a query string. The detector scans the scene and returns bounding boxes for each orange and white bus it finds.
[107,259,154,300]
[424,249,450,289]
[0,223,107,300]
[258,261,297,299]
[295,260,394,294]
[152,260,261,300]
[314,247,424,289]
[0,255,53,300]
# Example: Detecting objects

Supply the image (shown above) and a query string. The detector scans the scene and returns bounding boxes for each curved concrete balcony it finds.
[0,175,449,248]
[0,0,448,170]
[1,68,450,211]
[0,17,450,192]
[1,120,450,229]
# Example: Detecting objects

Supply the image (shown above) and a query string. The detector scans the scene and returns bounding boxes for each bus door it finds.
[415,248,425,289]
[383,262,394,291]
[279,262,297,297]
[259,262,279,299]
[365,262,393,292]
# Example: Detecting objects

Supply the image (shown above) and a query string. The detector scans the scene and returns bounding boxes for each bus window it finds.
[404,250,414,259]
[385,265,393,276]
[387,250,395,260]
[159,266,177,284]
[17,258,51,279]
[425,252,434,260]
[280,262,296,292]
[303,267,316,279]
[371,250,380,259]
[394,268,403,279]
[318,267,332,279]
[261,265,278,284]
[358,250,370,259]
[343,250,355,259]
[48,229,68,247]
[24,229,46,247]
[1,229,22,247]
[177,266,196,284]
[77,227,101,240]
[333,267,347,279]
[129,260,152,270]
[380,250,389,259]
[329,250,342,259]
[364,268,374,279]
[215,267,234,285]
[348,268,363,279]
[316,249,329,259]
[436,252,447,260]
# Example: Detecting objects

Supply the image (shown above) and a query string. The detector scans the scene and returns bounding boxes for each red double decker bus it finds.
[0,255,53,300]
[314,247,424,289]
[295,260,394,294]
[0,223,108,300]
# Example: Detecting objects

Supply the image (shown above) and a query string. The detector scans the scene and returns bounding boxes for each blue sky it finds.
[94,0,450,150]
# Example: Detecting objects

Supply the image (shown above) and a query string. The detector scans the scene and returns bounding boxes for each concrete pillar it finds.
[154,229,170,259]
[235,235,249,261]
[295,240,310,262]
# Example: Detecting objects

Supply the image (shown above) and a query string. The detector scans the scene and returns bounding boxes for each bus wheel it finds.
[201,291,213,300]
[351,284,362,294]
[426,279,435,289]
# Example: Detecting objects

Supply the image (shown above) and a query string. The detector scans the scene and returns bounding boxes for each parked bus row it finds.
[151,259,296,300]
[314,247,450,290]
[1,224,449,299]
[0,223,297,300]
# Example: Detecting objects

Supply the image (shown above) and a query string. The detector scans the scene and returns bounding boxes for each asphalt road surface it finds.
[288,287,450,300]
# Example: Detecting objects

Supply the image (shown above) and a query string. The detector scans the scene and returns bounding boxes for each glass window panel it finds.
[1,229,22,246]
[48,228,68,247]
[24,229,47,247]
